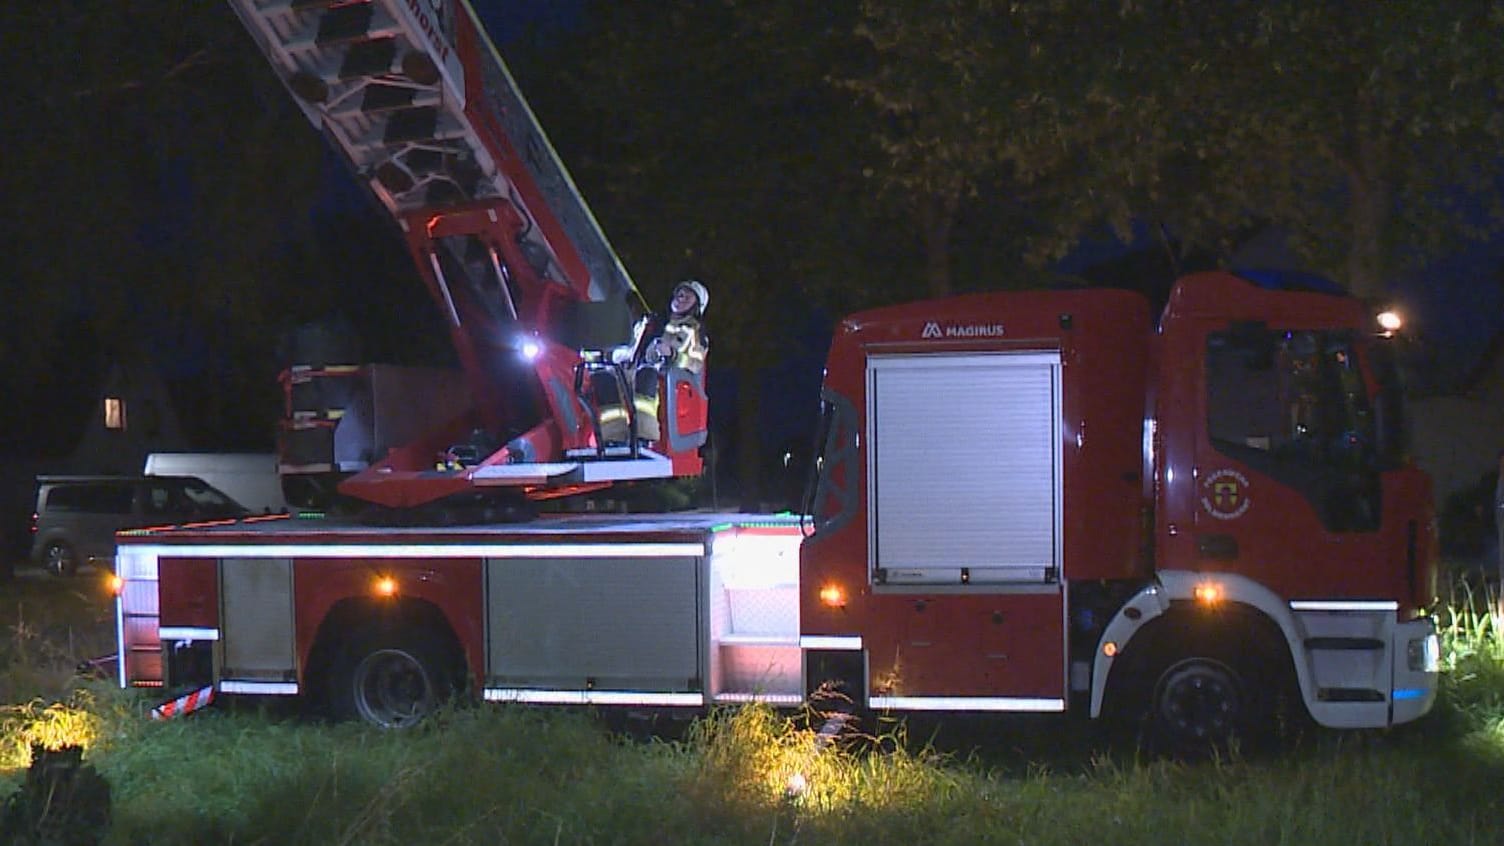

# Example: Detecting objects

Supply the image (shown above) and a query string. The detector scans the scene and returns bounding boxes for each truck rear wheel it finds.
[329,627,454,728]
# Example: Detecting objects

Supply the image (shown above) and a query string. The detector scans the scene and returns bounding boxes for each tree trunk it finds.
[1344,132,1392,302]
[918,184,961,298]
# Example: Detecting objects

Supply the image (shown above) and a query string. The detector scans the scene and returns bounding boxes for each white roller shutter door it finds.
[867,352,1061,584]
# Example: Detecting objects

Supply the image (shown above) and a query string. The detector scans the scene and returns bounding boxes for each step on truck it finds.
[119,270,1441,752]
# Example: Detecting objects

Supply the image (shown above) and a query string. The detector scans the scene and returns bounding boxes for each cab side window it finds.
[1206,328,1380,532]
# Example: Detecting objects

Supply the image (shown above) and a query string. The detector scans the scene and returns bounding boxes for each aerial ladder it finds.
[227,0,708,511]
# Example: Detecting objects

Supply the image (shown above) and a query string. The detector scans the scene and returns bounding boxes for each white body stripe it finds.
[122,543,704,560]
[870,696,1066,712]
[158,627,220,641]
[711,692,804,705]
[219,680,299,695]
[484,688,704,707]
[114,595,127,688]
[1290,600,1399,612]
[799,635,864,650]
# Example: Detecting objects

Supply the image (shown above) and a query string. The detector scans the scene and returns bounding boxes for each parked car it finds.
[30,475,249,577]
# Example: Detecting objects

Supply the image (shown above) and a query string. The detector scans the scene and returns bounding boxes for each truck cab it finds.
[1154,272,1433,612]
[799,270,1438,751]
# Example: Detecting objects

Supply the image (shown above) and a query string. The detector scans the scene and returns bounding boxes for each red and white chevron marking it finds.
[150,685,216,721]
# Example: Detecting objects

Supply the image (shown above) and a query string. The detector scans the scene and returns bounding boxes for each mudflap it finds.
[150,685,217,721]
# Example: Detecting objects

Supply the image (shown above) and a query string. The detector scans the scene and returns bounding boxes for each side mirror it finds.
[1369,342,1408,470]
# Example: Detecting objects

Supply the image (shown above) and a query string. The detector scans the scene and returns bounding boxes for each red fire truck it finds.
[119,268,1440,750]
[114,1,1440,752]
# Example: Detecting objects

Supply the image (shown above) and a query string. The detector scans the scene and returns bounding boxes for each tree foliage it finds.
[846,0,1504,298]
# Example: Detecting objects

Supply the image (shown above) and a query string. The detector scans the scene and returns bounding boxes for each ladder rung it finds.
[362,83,417,113]
[340,37,397,79]
[385,107,439,144]
[403,148,447,174]
[316,3,375,46]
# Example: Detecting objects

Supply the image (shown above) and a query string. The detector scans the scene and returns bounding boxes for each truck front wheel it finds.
[329,627,454,728]
[1148,656,1246,755]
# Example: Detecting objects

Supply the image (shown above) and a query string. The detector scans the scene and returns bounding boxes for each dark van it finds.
[30,476,248,576]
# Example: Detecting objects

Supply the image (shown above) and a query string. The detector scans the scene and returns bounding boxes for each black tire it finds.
[41,540,79,578]
[327,626,456,728]
[1109,610,1294,759]
[1147,654,1249,757]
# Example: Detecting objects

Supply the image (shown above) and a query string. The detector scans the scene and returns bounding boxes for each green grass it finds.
[3,687,1498,846]
[0,571,117,707]
[2,584,1503,844]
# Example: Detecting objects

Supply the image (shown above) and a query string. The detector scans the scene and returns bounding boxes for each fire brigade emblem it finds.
[1200,468,1251,520]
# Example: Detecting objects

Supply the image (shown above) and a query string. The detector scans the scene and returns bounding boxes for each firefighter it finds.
[596,280,709,444]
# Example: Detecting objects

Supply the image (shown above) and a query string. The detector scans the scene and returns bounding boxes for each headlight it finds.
[1407,633,1440,673]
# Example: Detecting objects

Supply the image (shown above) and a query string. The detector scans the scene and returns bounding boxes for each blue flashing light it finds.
[1392,688,1428,701]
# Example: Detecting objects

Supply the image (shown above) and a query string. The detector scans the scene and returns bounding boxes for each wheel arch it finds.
[303,595,470,701]
[1091,571,1307,720]
[34,532,82,575]
[32,530,72,561]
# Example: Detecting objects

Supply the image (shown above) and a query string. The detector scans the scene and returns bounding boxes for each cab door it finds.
[1188,325,1391,599]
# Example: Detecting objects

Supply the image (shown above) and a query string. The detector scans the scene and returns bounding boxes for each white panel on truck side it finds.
[220,557,296,682]
[484,554,703,694]
[867,352,1062,585]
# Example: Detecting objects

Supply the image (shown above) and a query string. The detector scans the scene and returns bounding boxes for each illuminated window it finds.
[104,397,127,430]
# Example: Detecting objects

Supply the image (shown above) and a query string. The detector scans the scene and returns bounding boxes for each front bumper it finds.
[1390,617,1439,726]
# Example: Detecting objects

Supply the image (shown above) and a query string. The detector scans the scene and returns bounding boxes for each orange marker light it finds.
[108,575,124,596]
[818,584,847,608]
[1194,583,1222,605]
[374,576,398,598]
[1102,641,1119,657]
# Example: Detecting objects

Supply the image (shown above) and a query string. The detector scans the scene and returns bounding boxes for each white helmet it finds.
[673,279,709,315]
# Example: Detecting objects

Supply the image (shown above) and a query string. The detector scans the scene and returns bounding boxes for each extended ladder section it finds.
[226,0,632,304]
[229,1,715,506]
